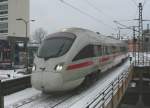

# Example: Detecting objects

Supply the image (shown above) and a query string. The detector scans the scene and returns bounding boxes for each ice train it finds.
[31,28,128,92]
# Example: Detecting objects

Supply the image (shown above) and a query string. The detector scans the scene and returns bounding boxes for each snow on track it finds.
[5,88,41,107]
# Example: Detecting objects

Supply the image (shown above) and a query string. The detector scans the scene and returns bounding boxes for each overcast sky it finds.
[30,0,150,38]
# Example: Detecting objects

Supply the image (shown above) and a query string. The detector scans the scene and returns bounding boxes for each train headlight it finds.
[55,63,64,72]
[32,64,36,71]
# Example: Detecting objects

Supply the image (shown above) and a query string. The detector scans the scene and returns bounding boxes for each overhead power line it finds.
[114,20,139,32]
[59,0,116,30]
[83,0,115,20]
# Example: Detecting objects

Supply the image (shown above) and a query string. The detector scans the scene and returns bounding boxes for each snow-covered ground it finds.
[5,60,132,108]
[5,88,41,106]
[0,68,27,80]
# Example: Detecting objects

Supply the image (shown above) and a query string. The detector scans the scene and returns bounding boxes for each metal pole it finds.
[111,83,114,108]
[146,24,149,64]
[133,26,136,57]
[118,28,121,40]
[25,21,29,72]
[133,26,137,66]
[0,80,4,108]
[16,18,35,73]
[138,3,144,65]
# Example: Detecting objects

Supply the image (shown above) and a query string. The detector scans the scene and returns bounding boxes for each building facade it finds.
[0,0,29,38]
[128,39,139,52]
[128,29,150,53]
[0,0,29,68]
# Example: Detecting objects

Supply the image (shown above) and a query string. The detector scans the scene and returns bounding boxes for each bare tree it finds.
[32,28,47,44]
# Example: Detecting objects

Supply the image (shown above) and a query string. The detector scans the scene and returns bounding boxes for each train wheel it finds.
[84,70,101,86]
[95,70,101,81]
[83,75,91,87]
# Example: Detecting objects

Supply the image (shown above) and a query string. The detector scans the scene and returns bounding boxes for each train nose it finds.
[31,71,63,92]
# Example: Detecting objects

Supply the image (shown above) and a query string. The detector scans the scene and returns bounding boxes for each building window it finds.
[0,5,8,10]
[0,22,8,29]
[73,45,95,61]
[97,45,102,56]
[145,38,149,42]
[0,0,8,2]
[0,29,8,33]
[0,17,7,21]
[0,11,7,15]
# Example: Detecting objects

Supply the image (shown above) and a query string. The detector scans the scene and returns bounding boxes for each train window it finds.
[102,46,105,55]
[109,47,112,54]
[105,46,110,55]
[97,45,102,56]
[107,47,111,54]
[112,46,116,53]
[73,45,95,61]
[103,46,110,55]
[121,47,127,52]
[3,51,11,60]
[0,52,2,61]
[37,36,75,59]
[120,47,122,52]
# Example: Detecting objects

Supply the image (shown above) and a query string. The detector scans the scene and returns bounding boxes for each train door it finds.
[0,51,2,62]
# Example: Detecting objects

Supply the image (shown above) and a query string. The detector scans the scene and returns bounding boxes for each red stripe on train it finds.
[100,56,110,62]
[67,61,94,70]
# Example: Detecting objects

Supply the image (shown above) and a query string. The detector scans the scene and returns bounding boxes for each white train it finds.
[31,28,128,92]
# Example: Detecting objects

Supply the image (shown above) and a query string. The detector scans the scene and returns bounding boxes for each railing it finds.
[71,64,133,108]
[87,71,131,108]
[0,76,31,108]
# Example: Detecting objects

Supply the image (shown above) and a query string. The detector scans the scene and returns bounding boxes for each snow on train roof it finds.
[62,27,125,46]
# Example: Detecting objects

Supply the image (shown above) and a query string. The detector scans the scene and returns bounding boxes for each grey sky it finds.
[30,0,150,37]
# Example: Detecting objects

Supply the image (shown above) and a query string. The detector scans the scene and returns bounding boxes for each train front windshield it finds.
[37,33,76,59]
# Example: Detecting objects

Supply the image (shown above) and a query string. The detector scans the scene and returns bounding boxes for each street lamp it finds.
[16,18,35,72]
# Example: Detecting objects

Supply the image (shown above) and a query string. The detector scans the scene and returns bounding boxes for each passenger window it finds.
[105,46,109,55]
[108,47,112,54]
[103,46,109,55]
[73,45,95,61]
[102,46,105,55]
[97,45,102,56]
[112,46,116,53]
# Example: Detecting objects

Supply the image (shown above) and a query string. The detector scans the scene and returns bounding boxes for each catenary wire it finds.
[59,0,117,31]
[83,0,115,20]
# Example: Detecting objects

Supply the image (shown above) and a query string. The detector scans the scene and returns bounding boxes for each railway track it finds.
[6,92,76,108]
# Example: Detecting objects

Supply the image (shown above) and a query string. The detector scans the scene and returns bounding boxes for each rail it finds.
[0,76,31,108]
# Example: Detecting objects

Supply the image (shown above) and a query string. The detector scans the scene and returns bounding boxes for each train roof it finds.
[61,27,126,46]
